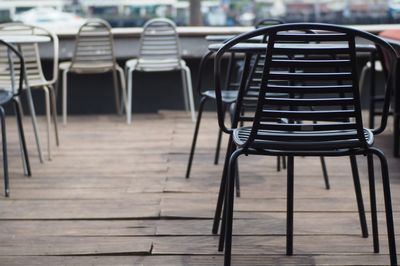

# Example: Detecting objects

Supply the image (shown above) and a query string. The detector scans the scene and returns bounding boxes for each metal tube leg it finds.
[48,86,60,146]
[25,83,44,163]
[43,87,51,160]
[180,69,189,112]
[213,136,235,235]
[112,68,121,115]
[286,156,294,255]
[62,69,69,125]
[182,64,196,122]
[235,161,240,197]
[185,96,207,179]
[223,149,242,266]
[350,155,368,238]
[116,66,128,117]
[0,107,9,197]
[371,148,397,266]
[126,65,135,124]
[320,156,330,190]
[214,104,227,165]
[14,99,31,176]
[367,153,379,253]
[394,114,400,157]
[277,156,281,172]
[214,128,223,165]
[282,156,286,169]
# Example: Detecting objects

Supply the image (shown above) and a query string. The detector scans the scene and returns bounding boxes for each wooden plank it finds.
[0,236,153,256]
[151,235,396,255]
[0,220,156,236]
[0,199,160,219]
[0,113,398,266]
[0,255,393,266]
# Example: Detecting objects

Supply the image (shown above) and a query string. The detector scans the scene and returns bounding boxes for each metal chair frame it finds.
[0,23,60,161]
[213,23,398,266]
[0,40,32,196]
[59,18,127,125]
[186,19,288,181]
[124,18,195,124]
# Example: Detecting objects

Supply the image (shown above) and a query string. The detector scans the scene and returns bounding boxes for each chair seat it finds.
[0,90,13,105]
[203,90,238,103]
[233,127,374,151]
[126,58,182,72]
[59,61,114,74]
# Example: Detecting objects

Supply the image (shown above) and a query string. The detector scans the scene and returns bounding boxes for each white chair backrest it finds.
[0,44,22,95]
[71,19,116,70]
[137,18,182,71]
[0,22,59,86]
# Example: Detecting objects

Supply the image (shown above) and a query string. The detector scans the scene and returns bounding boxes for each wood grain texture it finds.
[0,113,398,265]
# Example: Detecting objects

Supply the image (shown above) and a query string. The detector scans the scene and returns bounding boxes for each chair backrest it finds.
[0,22,59,86]
[137,18,181,71]
[0,40,25,96]
[215,23,398,149]
[71,18,116,72]
[255,18,285,28]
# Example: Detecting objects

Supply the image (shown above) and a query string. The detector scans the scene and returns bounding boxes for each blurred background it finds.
[0,0,399,30]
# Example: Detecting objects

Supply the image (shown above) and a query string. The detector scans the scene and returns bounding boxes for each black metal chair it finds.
[185,19,285,181]
[0,40,32,197]
[213,23,398,266]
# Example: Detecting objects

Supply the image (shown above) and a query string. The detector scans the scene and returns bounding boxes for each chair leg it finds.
[214,104,227,165]
[350,155,368,238]
[282,156,287,169]
[112,68,121,115]
[277,156,281,172]
[214,128,223,165]
[48,85,60,146]
[24,82,44,163]
[14,99,31,177]
[116,66,128,115]
[42,87,52,161]
[286,156,294,255]
[223,148,242,266]
[213,136,235,235]
[235,161,240,197]
[367,153,379,253]
[182,65,196,122]
[0,107,9,197]
[370,148,397,266]
[180,68,189,111]
[320,156,330,190]
[394,114,400,157]
[126,65,135,124]
[62,69,69,125]
[185,96,207,179]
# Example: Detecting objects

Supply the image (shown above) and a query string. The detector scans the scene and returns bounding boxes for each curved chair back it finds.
[255,18,285,28]
[71,19,116,73]
[215,23,398,148]
[137,18,181,71]
[0,40,25,96]
[0,23,59,86]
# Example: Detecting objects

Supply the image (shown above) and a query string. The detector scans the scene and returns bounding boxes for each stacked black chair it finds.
[213,23,398,266]
[0,40,32,196]
[185,19,285,182]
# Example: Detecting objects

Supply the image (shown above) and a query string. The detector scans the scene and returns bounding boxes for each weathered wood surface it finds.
[0,112,399,265]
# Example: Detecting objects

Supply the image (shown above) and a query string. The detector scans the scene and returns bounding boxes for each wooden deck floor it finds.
[0,112,400,265]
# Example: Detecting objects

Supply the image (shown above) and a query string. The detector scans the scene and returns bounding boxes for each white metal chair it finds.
[125,18,195,124]
[0,23,60,161]
[59,18,127,125]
